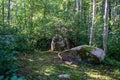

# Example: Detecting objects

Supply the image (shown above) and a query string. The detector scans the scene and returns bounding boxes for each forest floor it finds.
[16,51,120,80]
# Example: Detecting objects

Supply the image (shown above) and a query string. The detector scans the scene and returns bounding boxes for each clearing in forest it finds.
[17,51,120,80]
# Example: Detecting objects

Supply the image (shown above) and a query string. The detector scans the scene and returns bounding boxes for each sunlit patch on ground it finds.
[86,72,115,80]
[16,51,120,80]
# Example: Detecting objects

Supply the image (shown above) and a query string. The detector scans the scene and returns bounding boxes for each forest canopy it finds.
[0,0,120,80]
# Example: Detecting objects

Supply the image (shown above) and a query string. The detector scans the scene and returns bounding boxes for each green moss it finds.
[84,45,96,52]
[16,51,120,80]
[78,48,88,60]
[77,46,100,64]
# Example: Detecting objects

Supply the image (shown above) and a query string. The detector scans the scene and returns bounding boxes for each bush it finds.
[0,35,22,79]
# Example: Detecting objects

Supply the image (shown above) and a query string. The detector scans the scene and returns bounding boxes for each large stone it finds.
[51,34,74,51]
[58,49,79,62]
[58,45,105,64]
[89,48,106,62]
[77,45,106,64]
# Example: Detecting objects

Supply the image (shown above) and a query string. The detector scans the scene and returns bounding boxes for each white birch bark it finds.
[103,0,109,53]
[2,0,4,25]
[79,0,82,20]
[79,0,82,13]
[8,0,10,25]
[89,0,96,45]
[76,0,79,13]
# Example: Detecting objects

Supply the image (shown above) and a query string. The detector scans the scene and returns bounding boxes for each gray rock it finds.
[58,45,106,64]
[58,74,70,79]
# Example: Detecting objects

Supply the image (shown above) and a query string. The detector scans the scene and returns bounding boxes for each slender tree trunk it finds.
[89,0,96,45]
[66,0,68,12]
[103,0,109,53]
[108,0,111,32]
[113,0,117,27]
[76,0,79,13]
[2,0,4,25]
[65,0,68,21]
[79,0,82,15]
[75,0,82,15]
[79,0,82,27]
[15,2,19,25]
[30,1,34,28]
[7,0,10,25]
[24,0,26,27]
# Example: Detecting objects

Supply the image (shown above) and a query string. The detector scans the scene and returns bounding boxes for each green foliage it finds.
[84,45,96,52]
[103,57,120,67]
[0,35,18,79]
[0,0,120,79]
[107,32,120,61]
[16,51,120,80]
[35,37,51,51]
[11,75,25,80]
[14,34,32,52]
[0,75,26,80]
[0,76,4,80]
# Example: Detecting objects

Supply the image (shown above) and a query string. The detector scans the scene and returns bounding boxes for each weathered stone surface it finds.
[58,50,78,61]
[58,45,105,64]
[51,35,68,51]
[58,49,81,64]
[90,48,106,62]
[51,34,74,51]
[58,74,70,79]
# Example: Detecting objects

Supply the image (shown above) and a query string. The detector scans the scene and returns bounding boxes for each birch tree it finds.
[79,0,82,16]
[76,0,79,13]
[103,0,109,53]
[75,0,82,15]
[2,0,4,25]
[30,0,34,28]
[89,0,96,45]
[7,0,10,25]
[65,0,68,21]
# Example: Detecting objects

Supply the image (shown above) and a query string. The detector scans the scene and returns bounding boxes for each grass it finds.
[16,51,120,80]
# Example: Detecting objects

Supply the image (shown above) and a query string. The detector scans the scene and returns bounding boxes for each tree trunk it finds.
[2,0,4,25]
[89,0,96,45]
[79,0,82,27]
[30,1,34,28]
[76,0,79,13]
[65,0,68,21]
[79,0,82,15]
[103,0,109,53]
[108,0,111,32]
[24,1,27,27]
[66,0,68,12]
[7,0,10,25]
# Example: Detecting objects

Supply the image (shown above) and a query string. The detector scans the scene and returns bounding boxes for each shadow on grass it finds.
[16,51,120,80]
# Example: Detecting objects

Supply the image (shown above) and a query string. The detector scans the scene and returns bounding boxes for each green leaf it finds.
[0,75,4,80]
[18,76,26,80]
[10,75,18,80]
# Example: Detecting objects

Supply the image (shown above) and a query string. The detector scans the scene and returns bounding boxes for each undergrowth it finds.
[16,51,120,80]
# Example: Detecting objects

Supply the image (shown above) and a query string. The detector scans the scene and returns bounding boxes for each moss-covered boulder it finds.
[58,45,106,64]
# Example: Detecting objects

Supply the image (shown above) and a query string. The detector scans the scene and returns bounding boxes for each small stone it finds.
[58,74,70,78]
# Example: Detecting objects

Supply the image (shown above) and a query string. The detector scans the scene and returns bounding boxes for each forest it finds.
[0,0,120,80]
